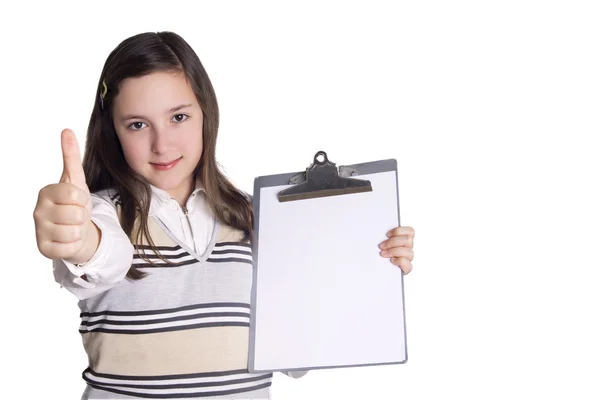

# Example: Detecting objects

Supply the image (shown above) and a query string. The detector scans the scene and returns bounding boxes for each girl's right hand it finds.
[34,129,97,263]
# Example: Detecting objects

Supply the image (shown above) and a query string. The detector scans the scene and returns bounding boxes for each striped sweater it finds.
[78,196,274,399]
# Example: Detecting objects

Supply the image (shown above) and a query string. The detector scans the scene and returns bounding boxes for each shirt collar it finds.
[148,177,206,216]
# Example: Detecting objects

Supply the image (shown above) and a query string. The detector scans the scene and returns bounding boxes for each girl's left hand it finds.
[379,226,415,274]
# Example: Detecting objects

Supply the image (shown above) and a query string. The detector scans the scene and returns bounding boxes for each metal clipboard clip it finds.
[277,151,373,202]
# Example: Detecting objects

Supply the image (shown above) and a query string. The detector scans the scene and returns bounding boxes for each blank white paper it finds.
[252,170,406,371]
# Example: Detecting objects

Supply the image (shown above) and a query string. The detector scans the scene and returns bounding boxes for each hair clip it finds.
[100,80,108,110]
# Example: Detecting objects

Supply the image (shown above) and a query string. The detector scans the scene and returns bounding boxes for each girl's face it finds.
[112,71,204,204]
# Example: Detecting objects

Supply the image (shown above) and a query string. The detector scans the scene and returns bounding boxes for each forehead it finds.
[113,71,197,112]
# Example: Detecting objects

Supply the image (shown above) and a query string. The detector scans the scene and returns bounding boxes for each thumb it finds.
[59,129,87,190]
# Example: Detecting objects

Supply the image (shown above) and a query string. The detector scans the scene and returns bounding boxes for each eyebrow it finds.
[120,104,193,122]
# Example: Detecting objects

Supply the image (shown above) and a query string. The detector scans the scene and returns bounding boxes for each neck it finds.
[166,177,195,207]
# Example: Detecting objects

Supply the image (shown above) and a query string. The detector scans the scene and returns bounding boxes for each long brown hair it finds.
[82,31,253,280]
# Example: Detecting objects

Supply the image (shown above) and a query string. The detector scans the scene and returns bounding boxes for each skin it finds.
[380,226,415,274]
[111,70,205,207]
[33,129,98,264]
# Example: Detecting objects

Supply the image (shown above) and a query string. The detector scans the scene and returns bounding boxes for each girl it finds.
[33,31,415,399]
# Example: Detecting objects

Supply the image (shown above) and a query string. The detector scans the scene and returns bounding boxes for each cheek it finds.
[119,136,147,168]
[181,122,204,154]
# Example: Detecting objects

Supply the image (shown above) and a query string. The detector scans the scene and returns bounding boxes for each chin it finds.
[150,180,181,191]
[148,174,192,191]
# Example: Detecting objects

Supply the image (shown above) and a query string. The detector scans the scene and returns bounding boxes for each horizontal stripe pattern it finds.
[130,242,253,267]
[132,244,197,268]
[208,242,253,265]
[80,303,251,335]
[83,368,272,399]
[78,215,263,398]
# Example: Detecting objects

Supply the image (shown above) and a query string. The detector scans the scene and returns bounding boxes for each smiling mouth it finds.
[150,157,182,170]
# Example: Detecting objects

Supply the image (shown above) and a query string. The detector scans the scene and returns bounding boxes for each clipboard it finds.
[248,151,407,374]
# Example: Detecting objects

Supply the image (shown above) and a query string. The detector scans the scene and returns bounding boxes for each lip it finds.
[150,157,182,171]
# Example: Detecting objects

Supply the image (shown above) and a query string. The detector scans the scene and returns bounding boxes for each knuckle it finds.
[38,241,57,259]
[36,186,54,208]
[35,226,47,242]
[33,206,51,222]
[32,208,43,222]
[35,224,51,245]
[36,237,46,251]
[39,184,54,197]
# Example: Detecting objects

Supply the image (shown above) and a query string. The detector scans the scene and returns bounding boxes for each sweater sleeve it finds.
[52,191,133,301]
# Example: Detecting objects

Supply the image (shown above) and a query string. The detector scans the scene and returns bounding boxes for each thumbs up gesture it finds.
[34,129,98,263]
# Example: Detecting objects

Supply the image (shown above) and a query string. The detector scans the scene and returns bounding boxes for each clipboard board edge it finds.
[249,156,407,372]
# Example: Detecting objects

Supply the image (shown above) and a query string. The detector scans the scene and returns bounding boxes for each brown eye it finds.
[128,122,146,131]
[172,114,189,123]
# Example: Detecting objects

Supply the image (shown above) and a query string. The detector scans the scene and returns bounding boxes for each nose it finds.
[151,127,169,155]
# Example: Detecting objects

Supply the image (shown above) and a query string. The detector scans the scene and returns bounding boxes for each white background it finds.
[1,1,599,399]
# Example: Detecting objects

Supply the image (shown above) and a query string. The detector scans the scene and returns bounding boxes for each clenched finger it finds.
[380,246,414,261]
[37,240,84,260]
[379,235,414,250]
[49,183,89,207]
[46,223,86,243]
[386,226,415,238]
[391,257,413,274]
[48,204,89,225]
